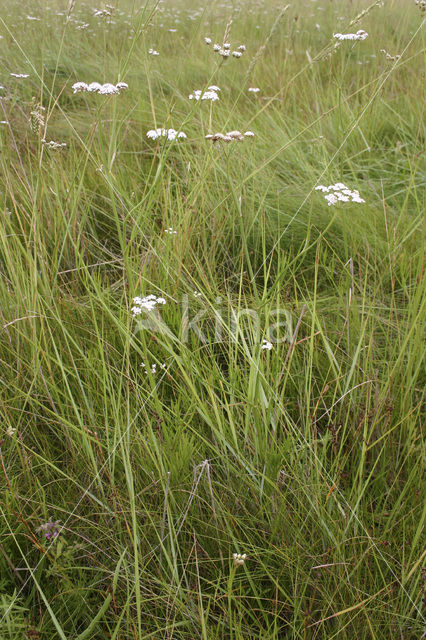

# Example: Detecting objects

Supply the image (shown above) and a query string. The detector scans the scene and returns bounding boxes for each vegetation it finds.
[0,0,424,637]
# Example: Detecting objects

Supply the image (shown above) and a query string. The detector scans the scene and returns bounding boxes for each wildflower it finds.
[10,73,29,78]
[204,37,212,44]
[72,81,88,93]
[333,29,368,41]
[146,128,187,141]
[37,518,60,540]
[315,183,365,205]
[380,49,401,61]
[6,426,16,436]
[233,553,247,566]
[248,87,260,93]
[168,28,177,32]
[189,88,219,102]
[237,44,246,51]
[148,48,160,56]
[26,15,40,20]
[87,82,102,92]
[261,339,273,351]
[227,130,244,140]
[232,51,242,58]
[42,139,67,150]
[213,43,221,51]
[141,362,167,374]
[131,295,166,317]
[219,49,230,58]
[223,43,231,50]
[98,83,119,95]
[93,7,113,17]
[206,130,254,143]
[72,81,128,95]
[165,227,177,234]
[415,0,426,11]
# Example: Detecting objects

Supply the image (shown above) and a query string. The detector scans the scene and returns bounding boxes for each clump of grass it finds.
[0,0,424,638]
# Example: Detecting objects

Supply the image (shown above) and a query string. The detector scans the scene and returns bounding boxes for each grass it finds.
[0,0,425,637]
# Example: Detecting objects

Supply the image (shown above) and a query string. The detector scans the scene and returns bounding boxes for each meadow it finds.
[0,0,425,637]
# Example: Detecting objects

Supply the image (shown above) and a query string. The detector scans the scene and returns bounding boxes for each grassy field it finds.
[0,0,425,637]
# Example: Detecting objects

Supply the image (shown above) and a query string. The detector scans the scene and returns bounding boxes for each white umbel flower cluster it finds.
[164,227,177,234]
[42,139,67,150]
[131,295,166,317]
[261,339,273,351]
[248,87,260,93]
[141,362,167,374]
[205,130,255,143]
[315,183,365,206]
[205,38,247,59]
[11,73,29,78]
[189,86,220,102]
[380,49,401,62]
[148,48,160,56]
[333,29,368,41]
[93,6,114,18]
[415,0,426,12]
[146,128,187,141]
[232,553,247,566]
[72,81,128,95]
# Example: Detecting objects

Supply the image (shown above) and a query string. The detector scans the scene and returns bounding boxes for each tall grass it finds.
[0,0,424,637]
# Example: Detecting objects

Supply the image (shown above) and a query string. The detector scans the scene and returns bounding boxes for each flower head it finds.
[315,183,365,205]
[146,128,187,141]
[333,29,368,41]
[233,553,247,566]
[131,295,166,317]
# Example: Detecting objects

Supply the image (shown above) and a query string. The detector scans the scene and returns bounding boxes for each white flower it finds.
[10,73,29,78]
[6,426,16,437]
[244,131,255,137]
[26,15,40,20]
[380,49,401,61]
[98,83,119,95]
[219,49,230,58]
[87,82,103,92]
[316,183,365,206]
[189,89,219,102]
[72,81,88,93]
[333,29,368,41]
[223,43,231,50]
[232,51,242,58]
[204,37,212,44]
[148,48,160,56]
[141,362,167,374]
[72,81,128,95]
[208,85,220,92]
[93,8,113,17]
[261,339,273,351]
[165,227,177,234]
[146,128,187,141]
[248,87,260,93]
[213,44,221,52]
[42,139,67,150]
[232,553,247,566]
[131,295,166,316]
[237,44,246,52]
